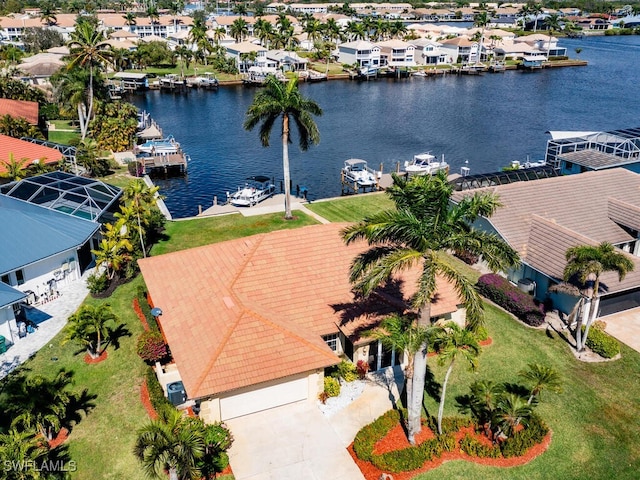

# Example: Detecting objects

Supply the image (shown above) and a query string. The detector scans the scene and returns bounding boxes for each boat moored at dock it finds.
[137,135,180,154]
[341,158,380,193]
[404,153,449,175]
[227,176,276,206]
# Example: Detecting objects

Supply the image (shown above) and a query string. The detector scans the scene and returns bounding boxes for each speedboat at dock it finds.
[227,176,276,207]
[137,135,180,154]
[404,153,449,175]
[342,159,378,187]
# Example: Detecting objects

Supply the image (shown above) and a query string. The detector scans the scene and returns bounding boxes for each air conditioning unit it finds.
[517,278,536,294]
[167,381,187,406]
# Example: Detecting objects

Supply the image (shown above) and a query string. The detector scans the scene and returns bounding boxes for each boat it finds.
[191,72,219,89]
[227,176,276,207]
[505,159,547,170]
[488,61,506,73]
[342,159,378,187]
[404,153,449,175]
[521,56,545,70]
[137,135,180,154]
[412,70,428,77]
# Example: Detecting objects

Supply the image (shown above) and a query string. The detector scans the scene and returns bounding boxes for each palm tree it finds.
[493,392,532,438]
[342,172,519,443]
[134,409,205,480]
[230,18,249,43]
[64,304,118,358]
[92,220,134,279]
[324,18,342,47]
[146,4,160,37]
[66,22,114,140]
[519,363,562,405]
[389,20,407,39]
[121,173,161,258]
[473,10,490,64]
[433,322,480,435]
[564,242,634,352]
[174,45,192,79]
[244,76,322,220]
[9,370,74,441]
[364,314,435,429]
[123,11,137,29]
[545,13,561,34]
[2,152,28,181]
[0,429,52,479]
[347,21,367,41]
[253,18,273,47]
[530,3,543,32]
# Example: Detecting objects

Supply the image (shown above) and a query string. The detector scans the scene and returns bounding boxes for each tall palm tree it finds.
[342,172,519,443]
[40,2,57,26]
[134,409,205,480]
[519,363,562,405]
[230,18,249,43]
[564,242,634,352]
[146,4,160,37]
[244,76,322,219]
[364,314,435,428]
[92,220,134,280]
[473,10,490,64]
[66,22,114,140]
[530,3,543,32]
[174,45,192,79]
[122,173,161,258]
[347,21,367,41]
[9,370,74,441]
[324,18,342,47]
[123,11,137,29]
[64,304,118,358]
[433,322,480,435]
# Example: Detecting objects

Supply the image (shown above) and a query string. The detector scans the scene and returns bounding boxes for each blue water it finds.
[131,35,640,218]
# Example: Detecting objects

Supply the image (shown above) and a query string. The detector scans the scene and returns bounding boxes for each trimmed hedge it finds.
[460,434,501,458]
[476,274,545,327]
[324,377,341,397]
[145,366,174,417]
[500,413,549,458]
[353,409,401,462]
[584,325,620,359]
[136,286,159,331]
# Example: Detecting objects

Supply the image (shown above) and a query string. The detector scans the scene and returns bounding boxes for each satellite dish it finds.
[150,307,163,317]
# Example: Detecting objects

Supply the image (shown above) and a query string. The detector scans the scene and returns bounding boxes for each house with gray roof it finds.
[0,172,121,343]
[452,168,640,318]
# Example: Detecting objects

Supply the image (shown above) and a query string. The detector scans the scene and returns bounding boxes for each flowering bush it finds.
[137,330,169,363]
[476,274,545,327]
[356,360,370,379]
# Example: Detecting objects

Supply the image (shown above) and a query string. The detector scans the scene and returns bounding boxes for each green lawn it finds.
[413,303,640,479]
[305,193,394,222]
[151,210,319,255]
[47,130,78,146]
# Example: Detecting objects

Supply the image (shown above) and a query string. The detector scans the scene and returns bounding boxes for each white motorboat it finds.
[228,176,276,207]
[342,159,378,187]
[507,158,547,170]
[404,153,449,175]
[137,135,180,154]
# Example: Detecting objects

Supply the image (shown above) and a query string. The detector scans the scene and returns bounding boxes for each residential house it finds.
[377,39,416,68]
[439,36,477,64]
[265,50,308,72]
[451,168,640,318]
[0,99,40,128]
[545,128,640,175]
[0,134,62,174]
[138,224,463,422]
[337,40,381,67]
[225,41,268,72]
[411,38,447,65]
[514,34,566,57]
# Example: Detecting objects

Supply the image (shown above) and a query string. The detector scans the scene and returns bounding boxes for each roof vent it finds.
[223,296,235,309]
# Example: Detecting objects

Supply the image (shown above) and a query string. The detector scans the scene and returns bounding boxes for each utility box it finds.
[517,278,535,295]
[167,381,187,406]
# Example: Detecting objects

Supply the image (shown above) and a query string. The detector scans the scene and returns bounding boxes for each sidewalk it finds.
[0,272,90,379]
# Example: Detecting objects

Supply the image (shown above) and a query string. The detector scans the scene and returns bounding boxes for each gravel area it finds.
[317,378,365,417]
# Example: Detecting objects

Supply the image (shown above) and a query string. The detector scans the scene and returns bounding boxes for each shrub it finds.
[137,330,169,363]
[500,413,549,458]
[373,445,425,472]
[145,366,174,417]
[460,434,501,458]
[356,359,370,379]
[475,325,489,342]
[136,286,158,331]
[584,325,620,358]
[87,271,109,294]
[336,360,358,382]
[476,274,545,326]
[318,391,329,404]
[454,249,479,265]
[353,409,401,461]
[324,377,341,397]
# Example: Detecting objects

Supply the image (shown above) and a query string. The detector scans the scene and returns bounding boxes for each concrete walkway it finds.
[226,366,404,480]
[601,307,640,354]
[0,272,90,379]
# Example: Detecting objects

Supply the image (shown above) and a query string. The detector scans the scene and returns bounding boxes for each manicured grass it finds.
[100,168,136,189]
[305,193,395,222]
[413,303,640,479]
[152,210,319,255]
[49,120,77,130]
[5,277,149,479]
[47,130,78,146]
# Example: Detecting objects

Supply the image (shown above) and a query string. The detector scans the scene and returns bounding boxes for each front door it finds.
[368,340,398,371]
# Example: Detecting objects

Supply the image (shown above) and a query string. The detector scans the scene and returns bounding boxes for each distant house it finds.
[138,224,463,422]
[0,134,62,174]
[0,99,39,126]
[439,36,477,63]
[225,41,268,72]
[451,169,640,318]
[377,39,416,67]
[545,128,640,175]
[0,172,122,343]
[411,38,447,65]
[265,50,308,72]
[337,40,381,67]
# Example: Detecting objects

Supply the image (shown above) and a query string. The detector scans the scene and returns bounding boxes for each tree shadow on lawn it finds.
[105,323,132,351]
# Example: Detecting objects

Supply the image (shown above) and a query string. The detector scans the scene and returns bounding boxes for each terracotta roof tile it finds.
[0,134,62,175]
[139,224,461,399]
[0,99,39,124]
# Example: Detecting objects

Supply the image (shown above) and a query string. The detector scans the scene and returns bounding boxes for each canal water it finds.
[130,35,640,218]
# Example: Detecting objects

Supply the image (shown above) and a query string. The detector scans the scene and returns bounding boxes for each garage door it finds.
[220,376,308,420]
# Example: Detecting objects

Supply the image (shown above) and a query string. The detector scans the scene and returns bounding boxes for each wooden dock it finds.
[141,152,188,176]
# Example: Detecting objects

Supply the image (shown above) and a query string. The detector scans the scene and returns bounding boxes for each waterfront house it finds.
[377,39,416,68]
[337,40,381,68]
[225,41,268,72]
[0,134,62,173]
[0,172,121,344]
[265,50,308,72]
[451,168,640,318]
[439,36,477,64]
[138,224,463,421]
[545,128,640,175]
[411,38,447,65]
[514,34,566,57]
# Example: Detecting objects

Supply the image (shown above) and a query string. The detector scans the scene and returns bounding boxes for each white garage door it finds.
[220,376,308,420]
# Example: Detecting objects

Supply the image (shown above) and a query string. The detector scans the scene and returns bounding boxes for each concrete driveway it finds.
[226,401,365,480]
[225,367,403,480]
[602,307,640,353]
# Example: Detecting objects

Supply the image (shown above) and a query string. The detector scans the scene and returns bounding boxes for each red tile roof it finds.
[0,99,39,125]
[0,135,62,175]
[138,224,461,399]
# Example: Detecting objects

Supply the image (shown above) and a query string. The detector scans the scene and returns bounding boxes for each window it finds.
[15,269,25,286]
[323,333,340,353]
[1,274,9,285]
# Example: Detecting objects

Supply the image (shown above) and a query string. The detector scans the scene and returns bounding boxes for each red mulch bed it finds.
[140,379,158,420]
[480,337,493,347]
[349,422,552,480]
[133,298,151,331]
[84,350,108,364]
[48,428,69,449]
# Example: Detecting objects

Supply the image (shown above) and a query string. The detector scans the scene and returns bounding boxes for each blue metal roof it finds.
[0,195,99,275]
[0,281,26,308]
